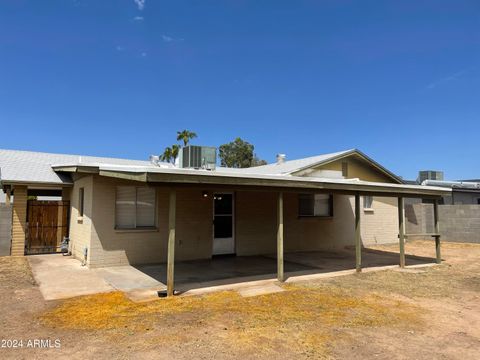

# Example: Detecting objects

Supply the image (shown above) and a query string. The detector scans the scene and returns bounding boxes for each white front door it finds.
[212,193,235,255]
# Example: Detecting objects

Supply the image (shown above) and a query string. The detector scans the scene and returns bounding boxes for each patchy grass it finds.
[355,240,480,298]
[316,265,462,298]
[0,256,35,289]
[40,284,423,358]
[4,240,479,359]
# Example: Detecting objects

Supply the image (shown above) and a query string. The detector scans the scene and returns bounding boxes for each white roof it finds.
[243,149,353,175]
[0,148,450,196]
[0,149,171,185]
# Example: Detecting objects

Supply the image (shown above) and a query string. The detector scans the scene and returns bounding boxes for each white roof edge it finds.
[63,163,450,194]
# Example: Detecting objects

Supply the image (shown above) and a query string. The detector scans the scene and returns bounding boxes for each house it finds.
[0,148,449,295]
[421,180,480,205]
[406,170,480,205]
[404,171,480,244]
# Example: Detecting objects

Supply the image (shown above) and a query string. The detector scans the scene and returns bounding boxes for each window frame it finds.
[363,195,374,210]
[114,186,157,230]
[298,193,334,218]
[78,187,85,218]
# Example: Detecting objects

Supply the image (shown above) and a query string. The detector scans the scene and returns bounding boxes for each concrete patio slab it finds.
[94,266,162,292]
[28,255,114,300]
[28,248,437,301]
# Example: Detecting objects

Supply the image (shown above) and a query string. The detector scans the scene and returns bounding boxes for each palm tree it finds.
[160,146,173,163]
[171,144,180,164]
[176,130,197,147]
[160,145,180,164]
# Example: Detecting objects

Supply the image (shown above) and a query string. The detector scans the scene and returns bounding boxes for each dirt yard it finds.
[0,240,479,359]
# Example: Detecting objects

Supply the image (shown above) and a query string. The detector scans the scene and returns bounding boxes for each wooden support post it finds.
[167,189,176,297]
[433,200,441,264]
[5,187,11,206]
[355,193,361,273]
[398,197,405,268]
[277,192,284,282]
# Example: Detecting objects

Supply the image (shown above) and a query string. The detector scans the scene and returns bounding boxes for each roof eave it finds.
[52,164,450,197]
[0,179,73,187]
[52,165,100,174]
[114,169,448,198]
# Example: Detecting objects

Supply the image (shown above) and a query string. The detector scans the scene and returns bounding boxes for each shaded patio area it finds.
[28,247,437,301]
[133,247,436,295]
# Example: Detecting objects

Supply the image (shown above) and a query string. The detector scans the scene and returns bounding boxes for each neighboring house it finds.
[0,148,449,292]
[404,172,480,244]
[405,171,480,205]
[421,180,480,205]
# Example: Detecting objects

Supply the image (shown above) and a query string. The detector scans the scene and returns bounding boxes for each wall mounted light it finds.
[202,191,209,198]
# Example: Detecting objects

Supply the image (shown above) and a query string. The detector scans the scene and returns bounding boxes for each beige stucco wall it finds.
[69,175,400,267]
[88,176,213,268]
[295,156,396,183]
[235,191,277,255]
[235,192,357,255]
[361,196,399,245]
[236,192,399,255]
[68,175,94,263]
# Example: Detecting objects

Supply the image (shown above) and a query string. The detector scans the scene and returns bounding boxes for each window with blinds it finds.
[298,194,333,217]
[363,196,373,209]
[115,186,156,229]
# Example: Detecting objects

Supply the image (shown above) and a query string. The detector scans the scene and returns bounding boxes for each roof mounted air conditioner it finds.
[179,145,217,170]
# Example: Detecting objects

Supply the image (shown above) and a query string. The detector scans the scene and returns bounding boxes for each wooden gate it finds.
[26,200,70,255]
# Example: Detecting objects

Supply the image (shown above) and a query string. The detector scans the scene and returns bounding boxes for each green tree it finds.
[160,146,173,163]
[171,144,180,164]
[219,137,259,168]
[160,145,180,164]
[176,129,197,147]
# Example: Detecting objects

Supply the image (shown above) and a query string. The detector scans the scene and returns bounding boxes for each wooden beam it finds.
[99,170,148,182]
[167,189,176,297]
[433,200,441,264]
[5,187,11,206]
[277,192,284,282]
[398,197,405,268]
[404,233,440,238]
[355,193,361,272]
[148,182,445,199]
[145,172,450,198]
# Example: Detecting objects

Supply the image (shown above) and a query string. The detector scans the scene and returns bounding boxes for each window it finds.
[78,188,84,217]
[477,198,480,205]
[342,162,348,177]
[363,196,373,209]
[115,186,156,229]
[298,194,333,217]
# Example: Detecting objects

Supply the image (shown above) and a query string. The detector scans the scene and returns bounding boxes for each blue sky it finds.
[0,0,479,180]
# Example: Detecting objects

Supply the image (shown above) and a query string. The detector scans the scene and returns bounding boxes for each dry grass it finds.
[40,283,423,358]
[0,256,35,289]
[0,239,475,359]
[355,240,480,298]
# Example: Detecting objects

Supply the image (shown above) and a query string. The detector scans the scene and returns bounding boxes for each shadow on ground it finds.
[133,248,436,293]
